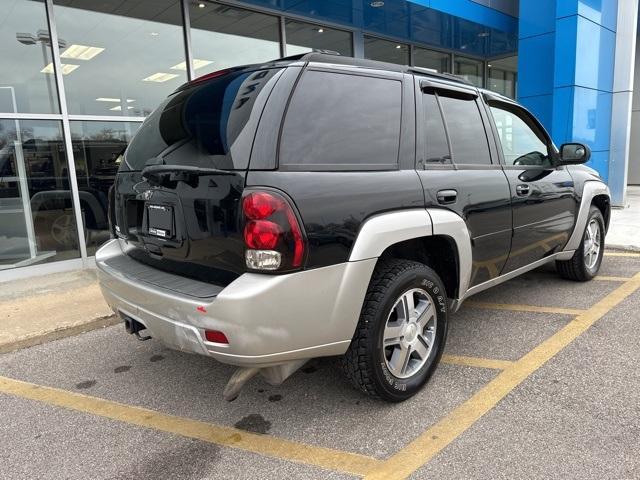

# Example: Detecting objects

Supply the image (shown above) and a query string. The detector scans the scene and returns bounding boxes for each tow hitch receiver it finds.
[121,314,152,341]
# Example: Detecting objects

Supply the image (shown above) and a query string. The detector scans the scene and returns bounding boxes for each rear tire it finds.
[340,259,448,402]
[556,205,605,281]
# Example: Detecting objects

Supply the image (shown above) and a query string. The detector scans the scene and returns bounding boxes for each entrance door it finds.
[486,100,577,273]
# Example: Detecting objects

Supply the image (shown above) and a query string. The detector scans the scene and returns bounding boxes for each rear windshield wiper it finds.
[142,165,236,185]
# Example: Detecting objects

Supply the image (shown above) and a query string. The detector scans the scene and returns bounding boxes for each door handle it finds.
[436,189,457,205]
[516,184,530,196]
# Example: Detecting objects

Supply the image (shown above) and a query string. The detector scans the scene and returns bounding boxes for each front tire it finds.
[340,259,448,402]
[556,205,605,281]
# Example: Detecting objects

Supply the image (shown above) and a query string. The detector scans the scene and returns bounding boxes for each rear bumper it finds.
[96,239,375,367]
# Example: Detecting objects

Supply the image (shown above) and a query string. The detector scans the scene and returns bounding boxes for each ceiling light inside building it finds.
[96,97,135,103]
[370,1,385,7]
[110,106,135,111]
[41,63,78,75]
[198,2,206,8]
[477,32,490,38]
[60,44,104,60]
[142,72,180,82]
[395,45,402,49]
[317,28,324,33]
[170,59,213,70]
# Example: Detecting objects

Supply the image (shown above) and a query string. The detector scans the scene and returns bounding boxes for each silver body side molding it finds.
[349,209,433,261]
[427,208,473,300]
[449,251,574,311]
[348,181,608,313]
[557,180,610,259]
[348,207,472,304]
[450,180,608,309]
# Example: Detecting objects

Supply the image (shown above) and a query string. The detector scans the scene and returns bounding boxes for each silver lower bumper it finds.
[96,239,376,368]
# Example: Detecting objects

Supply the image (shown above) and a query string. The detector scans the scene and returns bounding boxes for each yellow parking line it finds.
[595,275,633,282]
[604,252,640,257]
[364,272,640,480]
[464,301,586,316]
[441,354,513,370]
[0,376,381,477]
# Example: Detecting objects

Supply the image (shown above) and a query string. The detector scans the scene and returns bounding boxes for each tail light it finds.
[242,190,306,271]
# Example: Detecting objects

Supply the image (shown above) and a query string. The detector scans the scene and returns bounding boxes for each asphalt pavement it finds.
[1,252,639,479]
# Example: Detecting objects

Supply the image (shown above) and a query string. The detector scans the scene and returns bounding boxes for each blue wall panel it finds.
[588,150,610,182]
[518,33,556,97]
[518,0,616,182]
[520,94,555,129]
[554,15,615,90]
[556,0,618,32]
[519,0,557,37]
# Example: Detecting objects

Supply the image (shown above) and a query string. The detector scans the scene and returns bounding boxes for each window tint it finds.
[438,95,491,165]
[124,68,281,171]
[423,93,451,165]
[280,71,401,168]
[490,105,551,167]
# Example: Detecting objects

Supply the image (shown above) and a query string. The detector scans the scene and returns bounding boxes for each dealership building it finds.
[0,0,638,279]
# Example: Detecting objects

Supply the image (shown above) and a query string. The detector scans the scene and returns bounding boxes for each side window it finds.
[489,105,551,167]
[423,93,451,165]
[279,70,401,168]
[438,94,492,165]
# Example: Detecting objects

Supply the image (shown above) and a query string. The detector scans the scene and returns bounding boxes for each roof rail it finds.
[311,49,341,56]
[407,67,475,87]
[269,49,342,64]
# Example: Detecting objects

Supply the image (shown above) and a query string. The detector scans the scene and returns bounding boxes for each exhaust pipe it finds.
[223,359,308,401]
[223,367,260,401]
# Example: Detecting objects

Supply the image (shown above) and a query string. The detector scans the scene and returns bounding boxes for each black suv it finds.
[96,53,610,402]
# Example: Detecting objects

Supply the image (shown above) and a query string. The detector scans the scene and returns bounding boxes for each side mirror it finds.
[558,143,591,165]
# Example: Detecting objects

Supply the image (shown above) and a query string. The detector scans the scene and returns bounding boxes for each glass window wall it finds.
[364,36,409,65]
[285,19,352,56]
[69,120,140,255]
[488,55,517,99]
[454,56,484,87]
[0,0,516,275]
[0,119,80,268]
[0,0,60,114]
[53,0,187,117]
[189,1,280,76]
[413,47,450,72]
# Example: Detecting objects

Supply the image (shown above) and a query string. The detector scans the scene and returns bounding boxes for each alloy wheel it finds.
[583,218,601,270]
[382,288,436,379]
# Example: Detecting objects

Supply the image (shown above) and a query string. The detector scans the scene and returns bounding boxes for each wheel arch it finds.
[348,208,472,302]
[378,235,461,300]
[563,181,610,252]
[592,194,611,232]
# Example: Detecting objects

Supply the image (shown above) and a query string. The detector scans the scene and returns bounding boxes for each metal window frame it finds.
[181,0,195,81]
[44,0,88,265]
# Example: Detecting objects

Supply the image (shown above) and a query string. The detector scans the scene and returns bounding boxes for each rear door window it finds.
[438,94,492,165]
[422,93,451,165]
[279,70,402,169]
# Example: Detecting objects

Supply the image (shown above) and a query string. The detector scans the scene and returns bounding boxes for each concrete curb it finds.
[0,315,119,355]
[607,244,640,253]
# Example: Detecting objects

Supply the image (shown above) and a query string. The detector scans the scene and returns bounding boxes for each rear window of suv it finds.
[123,68,282,171]
[279,70,402,170]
